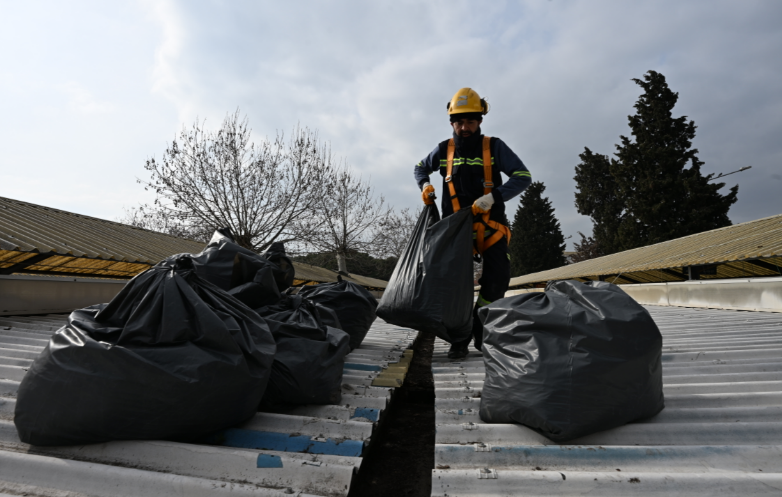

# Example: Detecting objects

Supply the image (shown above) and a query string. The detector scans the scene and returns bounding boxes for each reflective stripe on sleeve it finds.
[476,293,492,307]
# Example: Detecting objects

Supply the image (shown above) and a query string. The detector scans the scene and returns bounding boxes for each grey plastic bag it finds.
[479,280,664,442]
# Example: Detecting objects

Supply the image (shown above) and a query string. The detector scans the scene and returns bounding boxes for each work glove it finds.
[471,193,495,216]
[421,183,436,205]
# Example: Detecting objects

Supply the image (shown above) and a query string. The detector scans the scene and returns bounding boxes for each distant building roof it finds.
[0,196,386,288]
[509,213,782,287]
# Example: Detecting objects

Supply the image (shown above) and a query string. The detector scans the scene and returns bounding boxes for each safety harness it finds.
[445,136,511,255]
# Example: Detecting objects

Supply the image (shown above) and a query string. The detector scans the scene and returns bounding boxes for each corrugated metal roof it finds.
[0,196,387,288]
[508,213,782,287]
[0,196,205,263]
[0,314,415,496]
[431,305,782,495]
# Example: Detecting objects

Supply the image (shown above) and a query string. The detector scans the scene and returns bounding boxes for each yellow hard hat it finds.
[447,88,489,116]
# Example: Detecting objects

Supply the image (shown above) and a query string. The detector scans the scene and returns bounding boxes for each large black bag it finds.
[190,229,261,290]
[192,229,293,293]
[256,296,351,407]
[262,242,296,291]
[377,205,474,343]
[297,278,378,350]
[229,265,282,309]
[14,255,276,446]
[479,280,664,442]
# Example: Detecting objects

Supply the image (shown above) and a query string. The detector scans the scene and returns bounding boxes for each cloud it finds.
[61,82,115,114]
[2,0,781,248]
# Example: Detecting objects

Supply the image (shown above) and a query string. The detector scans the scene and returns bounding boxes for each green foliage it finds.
[509,181,567,276]
[571,231,603,263]
[574,148,623,255]
[294,250,398,282]
[575,70,738,254]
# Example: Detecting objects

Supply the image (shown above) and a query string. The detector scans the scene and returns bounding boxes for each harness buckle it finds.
[482,180,494,188]
[445,175,453,183]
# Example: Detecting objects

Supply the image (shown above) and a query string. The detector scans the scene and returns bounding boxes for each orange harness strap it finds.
[445,140,461,213]
[446,137,511,254]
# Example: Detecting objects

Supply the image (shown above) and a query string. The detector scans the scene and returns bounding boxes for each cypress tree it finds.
[574,148,623,255]
[575,70,738,253]
[509,181,567,276]
[571,231,603,263]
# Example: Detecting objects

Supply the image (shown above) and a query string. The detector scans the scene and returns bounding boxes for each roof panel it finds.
[0,197,387,287]
[431,305,782,496]
[509,214,782,287]
[0,196,206,262]
[0,315,416,496]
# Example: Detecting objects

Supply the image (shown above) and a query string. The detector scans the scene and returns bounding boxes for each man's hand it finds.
[421,183,436,205]
[472,193,494,215]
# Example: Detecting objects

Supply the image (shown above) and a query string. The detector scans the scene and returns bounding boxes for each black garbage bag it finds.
[14,255,276,446]
[229,266,282,309]
[297,277,378,350]
[256,295,350,407]
[262,242,296,291]
[478,280,664,442]
[262,293,344,331]
[191,229,293,294]
[376,205,474,343]
[190,229,262,290]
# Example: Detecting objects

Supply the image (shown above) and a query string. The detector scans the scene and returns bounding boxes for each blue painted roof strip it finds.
[0,314,418,497]
[217,428,365,457]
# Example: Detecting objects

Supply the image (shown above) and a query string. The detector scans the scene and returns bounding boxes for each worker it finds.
[414,88,532,359]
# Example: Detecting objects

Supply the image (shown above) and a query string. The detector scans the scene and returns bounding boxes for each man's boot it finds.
[447,338,471,359]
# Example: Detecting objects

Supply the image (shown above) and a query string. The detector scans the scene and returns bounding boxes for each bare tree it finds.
[118,205,211,243]
[299,165,391,274]
[371,206,420,259]
[136,110,334,251]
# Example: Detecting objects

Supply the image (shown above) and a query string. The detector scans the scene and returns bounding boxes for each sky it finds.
[1,0,780,249]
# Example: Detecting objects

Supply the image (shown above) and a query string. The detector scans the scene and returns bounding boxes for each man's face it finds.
[451,118,481,137]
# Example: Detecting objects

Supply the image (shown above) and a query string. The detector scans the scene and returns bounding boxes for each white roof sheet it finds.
[431,305,782,496]
[0,315,416,497]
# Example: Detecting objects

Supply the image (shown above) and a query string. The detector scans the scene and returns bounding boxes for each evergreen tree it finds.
[574,148,623,255]
[509,181,567,276]
[574,70,738,253]
[571,231,603,263]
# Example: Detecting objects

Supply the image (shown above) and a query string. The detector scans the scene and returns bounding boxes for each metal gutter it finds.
[0,274,126,316]
[619,276,782,313]
[505,276,782,313]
